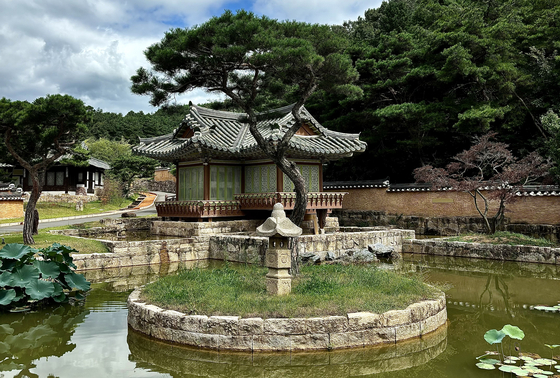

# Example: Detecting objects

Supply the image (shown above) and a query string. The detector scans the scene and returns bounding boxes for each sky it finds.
[0,0,383,114]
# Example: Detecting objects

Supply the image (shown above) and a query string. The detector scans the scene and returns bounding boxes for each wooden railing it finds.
[156,192,347,218]
[155,200,243,218]
[235,192,347,210]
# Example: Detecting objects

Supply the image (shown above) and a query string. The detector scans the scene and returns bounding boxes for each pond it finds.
[2,254,560,377]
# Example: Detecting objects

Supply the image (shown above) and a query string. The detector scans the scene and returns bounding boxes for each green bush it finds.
[0,243,91,310]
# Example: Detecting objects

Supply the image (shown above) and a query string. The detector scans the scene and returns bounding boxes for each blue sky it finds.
[0,0,383,114]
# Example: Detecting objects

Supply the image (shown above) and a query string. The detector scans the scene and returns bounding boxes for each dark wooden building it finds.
[134,104,366,224]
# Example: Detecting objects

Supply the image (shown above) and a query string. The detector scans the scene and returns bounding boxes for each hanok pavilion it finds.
[134,104,366,229]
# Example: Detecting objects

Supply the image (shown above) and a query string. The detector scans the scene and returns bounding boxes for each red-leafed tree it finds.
[414,133,551,234]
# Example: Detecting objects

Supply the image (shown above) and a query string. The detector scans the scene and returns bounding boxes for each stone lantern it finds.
[256,203,302,295]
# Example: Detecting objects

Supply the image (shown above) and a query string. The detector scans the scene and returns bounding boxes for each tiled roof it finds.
[323,179,389,189]
[134,104,367,161]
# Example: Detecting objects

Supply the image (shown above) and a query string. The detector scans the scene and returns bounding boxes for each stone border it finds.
[403,238,560,264]
[127,289,447,352]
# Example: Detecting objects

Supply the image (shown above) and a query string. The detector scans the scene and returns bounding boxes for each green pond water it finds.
[2,254,560,378]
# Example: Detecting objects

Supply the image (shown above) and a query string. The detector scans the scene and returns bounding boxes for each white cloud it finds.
[0,0,379,114]
[252,0,382,25]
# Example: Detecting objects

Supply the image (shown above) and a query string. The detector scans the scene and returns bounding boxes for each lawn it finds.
[445,231,557,247]
[141,263,440,318]
[0,199,132,225]
[0,228,110,254]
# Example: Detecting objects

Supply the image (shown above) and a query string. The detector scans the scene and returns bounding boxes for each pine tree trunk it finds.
[274,156,308,226]
[23,170,44,245]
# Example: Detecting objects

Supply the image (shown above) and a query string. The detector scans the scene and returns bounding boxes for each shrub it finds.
[0,243,91,310]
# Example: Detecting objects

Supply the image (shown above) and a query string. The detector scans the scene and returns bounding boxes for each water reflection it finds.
[0,304,88,377]
[2,254,560,377]
[127,324,447,378]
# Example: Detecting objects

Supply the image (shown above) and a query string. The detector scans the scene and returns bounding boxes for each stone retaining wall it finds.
[127,289,447,352]
[207,229,414,265]
[151,220,262,237]
[403,239,560,264]
[72,238,207,271]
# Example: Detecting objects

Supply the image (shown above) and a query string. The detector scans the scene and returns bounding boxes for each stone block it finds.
[264,318,307,335]
[159,310,185,330]
[420,308,447,335]
[143,304,164,323]
[290,333,329,351]
[253,334,292,352]
[329,330,365,349]
[150,324,174,341]
[207,316,239,335]
[178,315,208,333]
[380,308,412,327]
[219,335,254,352]
[395,322,421,342]
[362,327,396,345]
[306,316,348,334]
[347,312,382,331]
[239,317,264,335]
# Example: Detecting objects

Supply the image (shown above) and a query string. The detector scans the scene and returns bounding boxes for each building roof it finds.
[134,104,367,161]
[323,179,389,190]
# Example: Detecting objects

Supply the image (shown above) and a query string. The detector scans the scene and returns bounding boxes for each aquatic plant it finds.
[0,243,90,310]
[475,324,560,376]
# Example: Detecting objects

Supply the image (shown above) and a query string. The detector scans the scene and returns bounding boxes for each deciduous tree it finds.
[414,133,550,233]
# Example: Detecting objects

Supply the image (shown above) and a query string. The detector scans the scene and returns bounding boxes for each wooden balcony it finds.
[235,192,347,210]
[155,192,347,219]
[155,200,243,219]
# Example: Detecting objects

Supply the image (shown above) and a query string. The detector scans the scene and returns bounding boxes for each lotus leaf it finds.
[540,371,554,375]
[0,243,35,260]
[511,367,528,376]
[0,289,16,306]
[476,362,496,370]
[9,265,40,287]
[520,356,535,361]
[533,374,548,378]
[523,366,544,374]
[479,358,501,365]
[504,358,518,364]
[64,272,90,291]
[555,365,560,369]
[32,260,61,279]
[545,344,560,349]
[0,341,9,355]
[0,324,14,335]
[534,358,557,365]
[502,324,525,340]
[25,279,55,301]
[0,271,11,286]
[484,329,506,344]
[499,365,519,372]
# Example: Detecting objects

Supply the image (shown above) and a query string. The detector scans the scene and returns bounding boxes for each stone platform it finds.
[127,289,447,352]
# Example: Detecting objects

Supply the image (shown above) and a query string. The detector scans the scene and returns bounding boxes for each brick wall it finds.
[0,199,23,219]
[333,188,560,225]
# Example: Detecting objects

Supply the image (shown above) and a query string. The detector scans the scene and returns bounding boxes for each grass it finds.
[0,228,109,254]
[140,263,439,318]
[0,200,132,224]
[445,231,557,247]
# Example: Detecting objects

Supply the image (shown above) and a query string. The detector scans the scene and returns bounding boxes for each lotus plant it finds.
[0,243,90,310]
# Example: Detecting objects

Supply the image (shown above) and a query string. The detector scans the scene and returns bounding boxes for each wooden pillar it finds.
[203,164,210,200]
[319,162,323,192]
[276,166,284,192]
